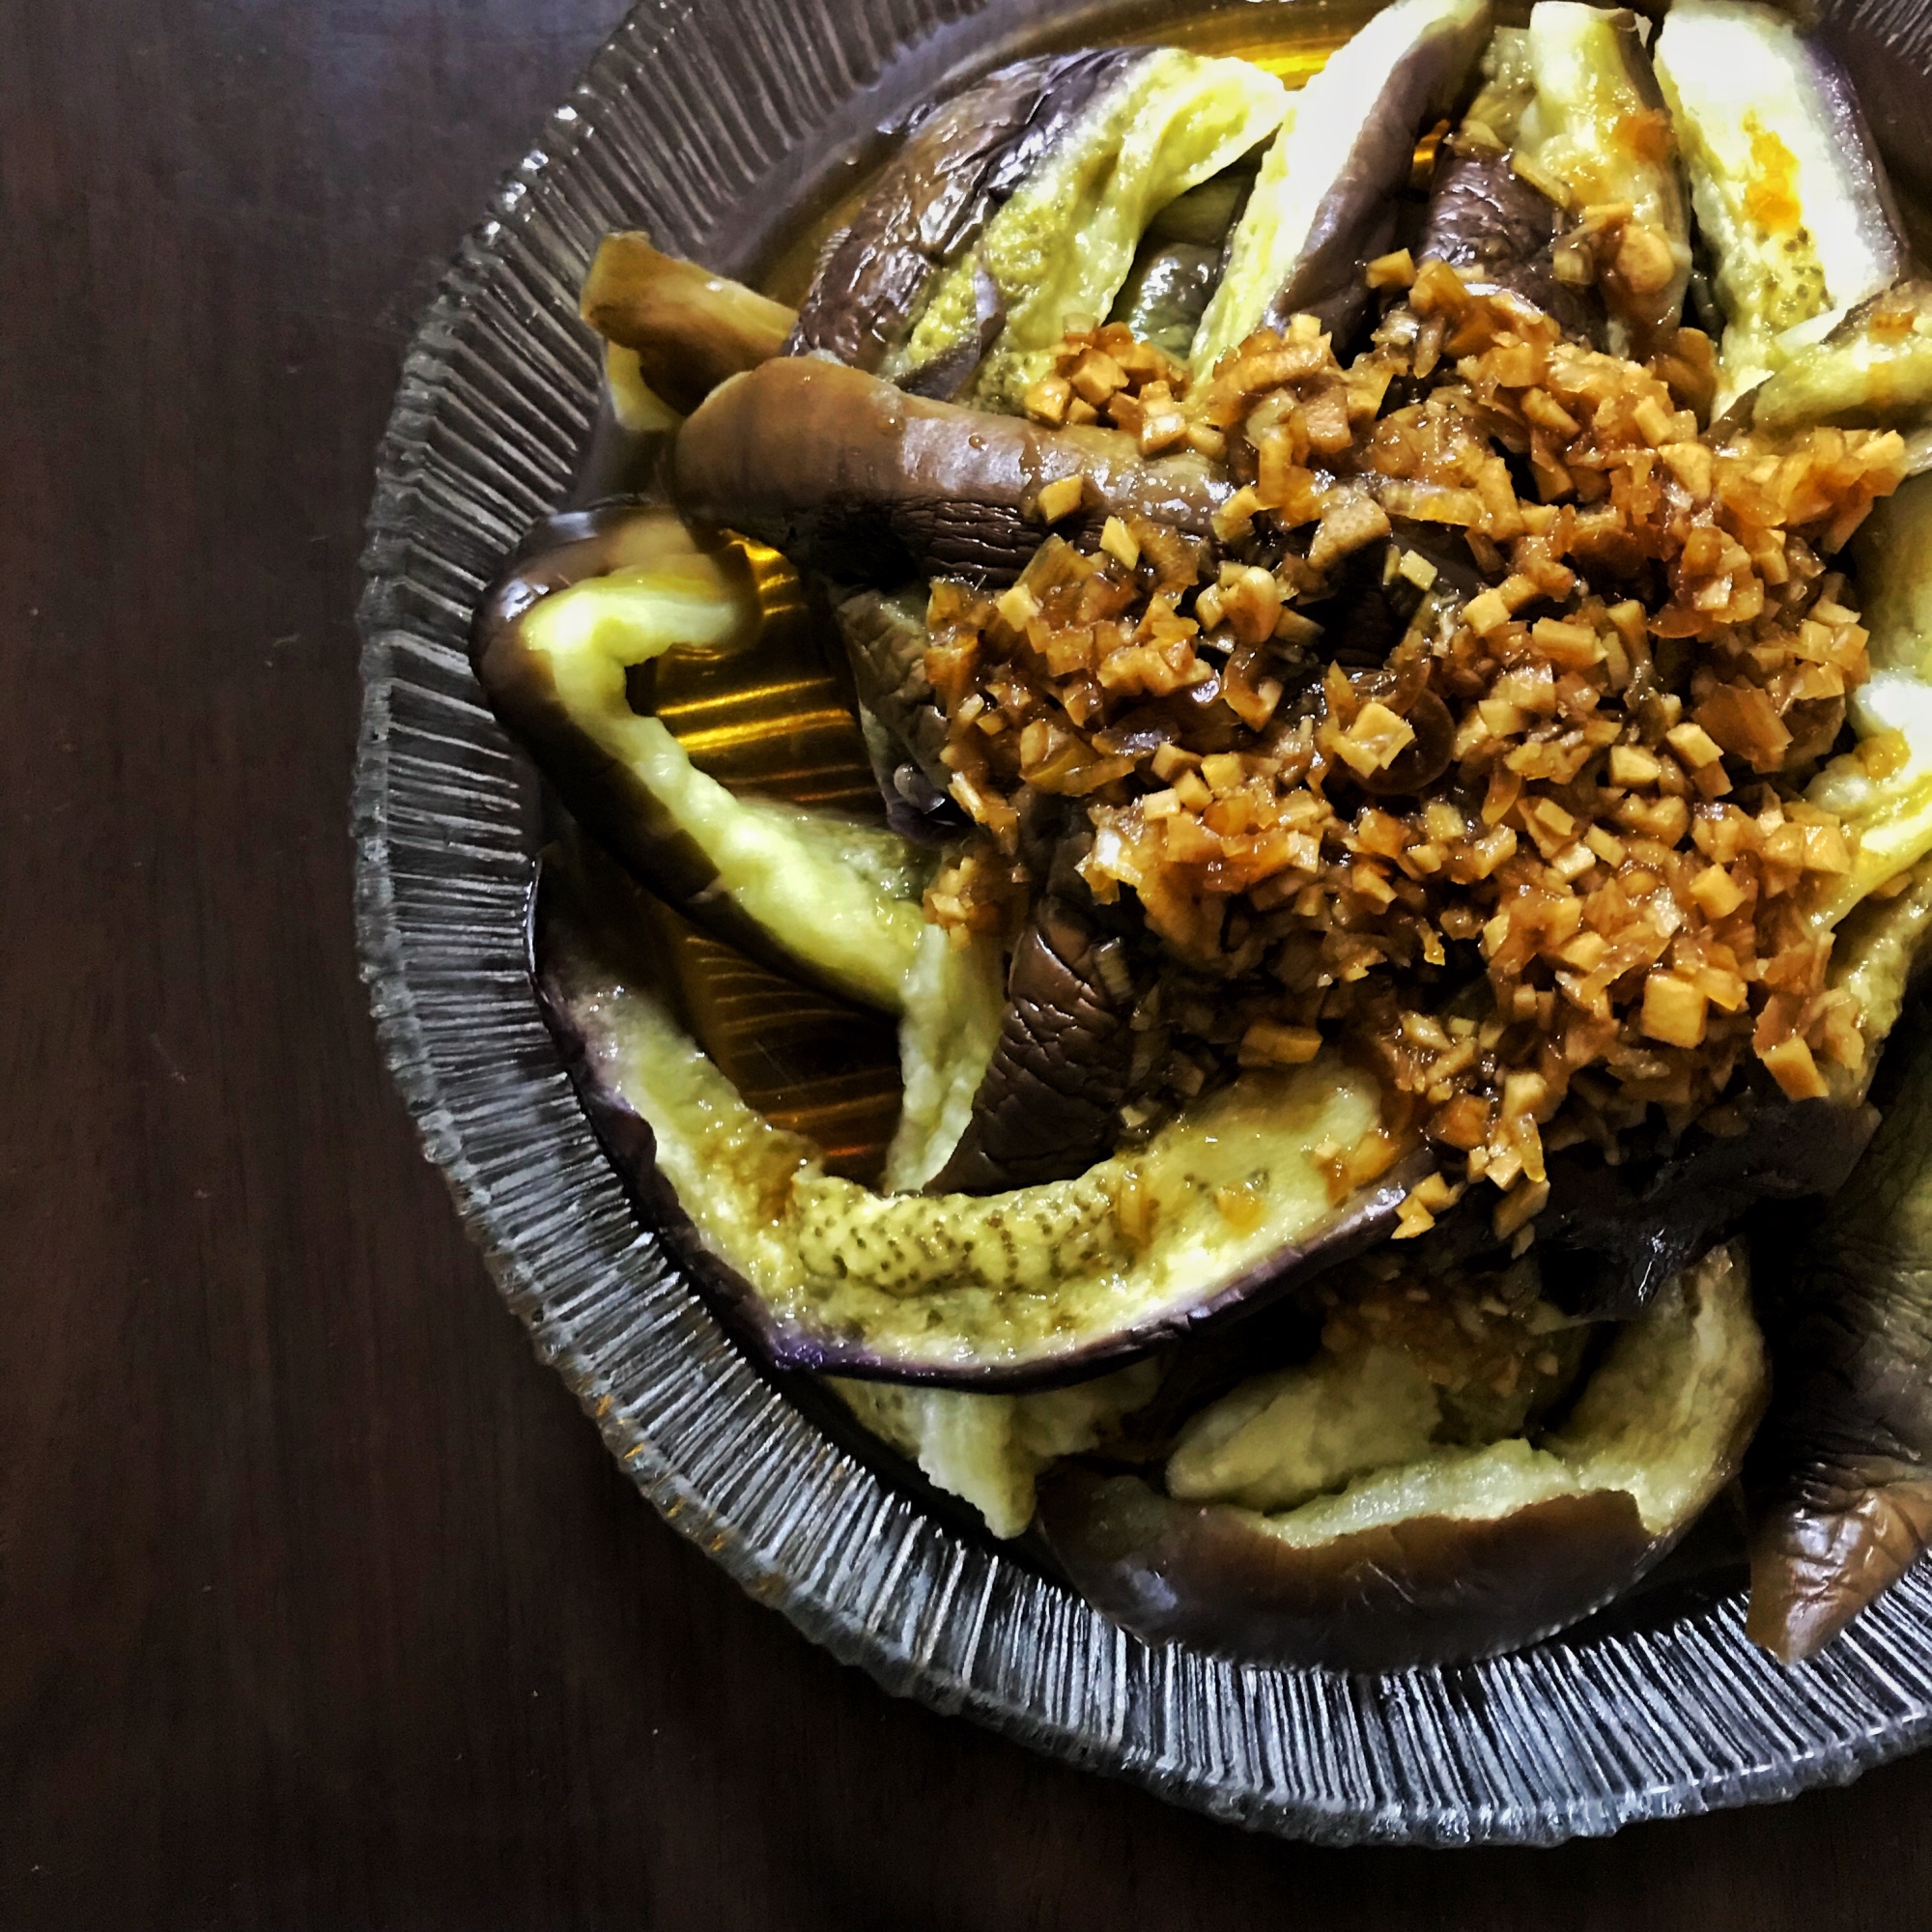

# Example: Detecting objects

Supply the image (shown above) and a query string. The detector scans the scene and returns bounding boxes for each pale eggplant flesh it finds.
[1038,1244,1766,1670]
[672,356,1230,587]
[1514,4,1691,358]
[580,232,797,416]
[1191,0,1494,374]
[532,852,1426,1390]
[1804,472,1932,931]
[502,11,1932,1657]
[1657,0,1909,410]
[1749,279,1932,468]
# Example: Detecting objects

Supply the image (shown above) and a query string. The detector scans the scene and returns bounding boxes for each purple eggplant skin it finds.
[1037,1463,1653,1672]
[926,897,1135,1194]
[786,50,1148,379]
[531,852,1438,1391]
[1411,1089,1880,1322]
[1747,1002,1932,1663]
[673,356,1230,588]
[829,582,952,793]
[1417,147,1601,343]
[564,383,672,511]
[1113,242,1224,358]
[1108,163,1257,360]
[1792,34,1910,310]
[829,579,979,844]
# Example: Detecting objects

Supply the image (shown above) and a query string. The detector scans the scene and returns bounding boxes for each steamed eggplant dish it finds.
[475,0,1932,1670]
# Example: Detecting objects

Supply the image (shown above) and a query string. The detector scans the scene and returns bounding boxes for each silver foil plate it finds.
[355,0,1932,1845]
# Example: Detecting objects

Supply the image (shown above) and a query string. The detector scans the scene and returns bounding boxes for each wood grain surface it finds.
[4,2,1930,1925]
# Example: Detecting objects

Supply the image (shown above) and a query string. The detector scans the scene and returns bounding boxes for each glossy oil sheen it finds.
[633,536,904,1169]
[356,0,1932,1846]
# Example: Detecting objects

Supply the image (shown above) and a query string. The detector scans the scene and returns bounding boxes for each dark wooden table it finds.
[5,2,1930,1924]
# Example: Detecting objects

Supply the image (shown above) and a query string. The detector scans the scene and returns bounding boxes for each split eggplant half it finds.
[533,852,1423,1389]
[1418,5,1690,355]
[470,501,933,1011]
[1190,0,1493,373]
[672,356,1230,586]
[1512,3,1690,357]
[1657,0,1908,409]
[1747,279,1932,469]
[581,232,796,416]
[569,244,800,504]
[786,51,1146,378]
[1749,997,1932,1662]
[872,49,1284,410]
[1039,1243,1766,1671]
[1806,472,1932,938]
[793,49,1284,403]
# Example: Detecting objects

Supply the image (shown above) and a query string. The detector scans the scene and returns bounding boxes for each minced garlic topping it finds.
[924,266,1907,1237]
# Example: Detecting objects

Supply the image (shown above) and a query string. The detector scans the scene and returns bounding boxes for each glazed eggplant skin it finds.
[832,575,965,846]
[1748,1001,1932,1662]
[926,897,1135,1195]
[1411,1089,1879,1321]
[829,582,952,794]
[1112,242,1224,361]
[673,356,1230,587]
[1039,1245,1766,1669]
[786,50,1147,378]
[1108,166,1255,360]
[1414,6,1690,354]
[472,502,931,1012]
[1191,0,1492,371]
[1418,148,1595,341]
[1041,1463,1651,1671]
